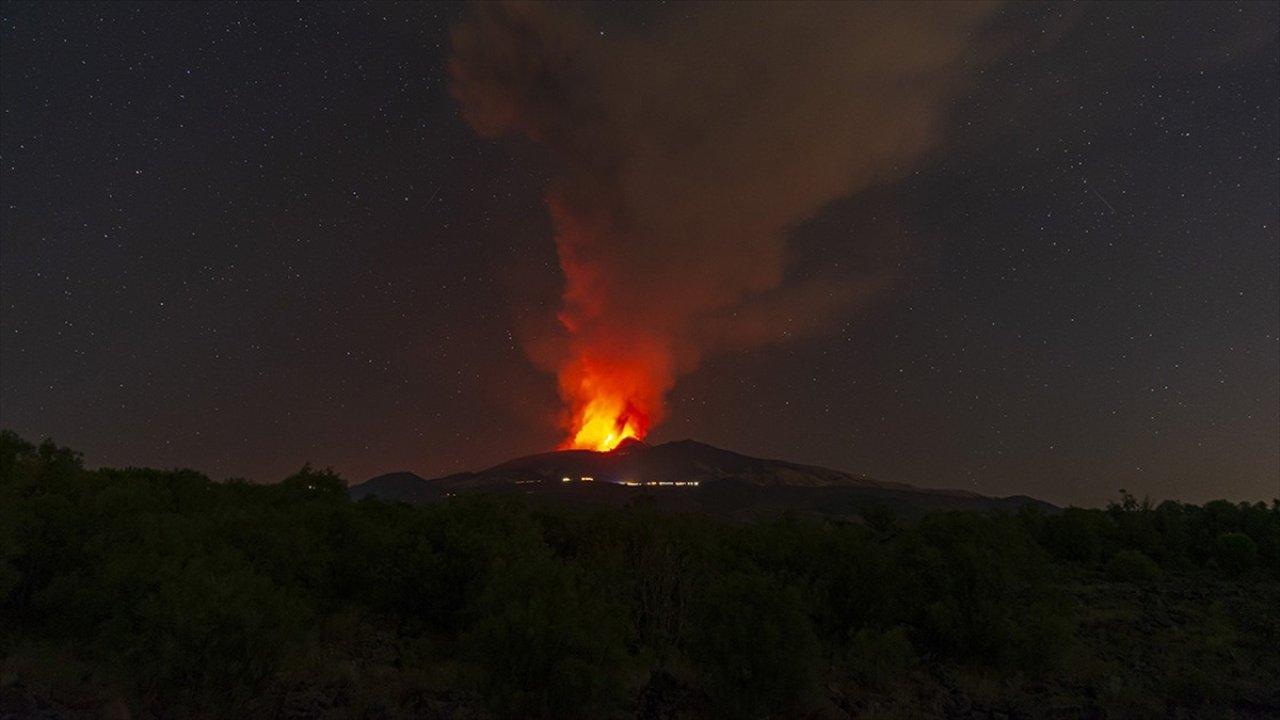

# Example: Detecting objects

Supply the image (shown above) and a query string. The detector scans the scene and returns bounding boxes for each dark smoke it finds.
[449,1,1003,445]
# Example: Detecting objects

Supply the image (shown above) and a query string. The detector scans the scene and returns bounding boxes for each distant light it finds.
[614,478,698,488]
[581,476,594,482]
[562,476,572,483]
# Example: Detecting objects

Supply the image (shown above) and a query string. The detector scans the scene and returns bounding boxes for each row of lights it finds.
[558,476,700,487]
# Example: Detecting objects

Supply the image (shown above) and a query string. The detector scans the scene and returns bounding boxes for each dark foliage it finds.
[2,430,1278,719]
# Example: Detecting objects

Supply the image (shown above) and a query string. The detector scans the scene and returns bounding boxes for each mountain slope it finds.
[482,438,890,487]
[349,471,443,503]
[349,439,1054,518]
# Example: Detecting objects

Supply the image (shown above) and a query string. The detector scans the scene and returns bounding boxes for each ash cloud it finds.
[450,1,1003,441]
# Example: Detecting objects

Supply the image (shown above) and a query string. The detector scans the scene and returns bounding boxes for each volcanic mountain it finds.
[350,439,1052,519]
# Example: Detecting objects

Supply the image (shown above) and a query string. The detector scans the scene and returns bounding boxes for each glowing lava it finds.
[556,348,668,452]
[564,396,649,452]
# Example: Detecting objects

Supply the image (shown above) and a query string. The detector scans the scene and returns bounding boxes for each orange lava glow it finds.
[563,396,648,452]
[556,350,665,452]
[544,193,674,453]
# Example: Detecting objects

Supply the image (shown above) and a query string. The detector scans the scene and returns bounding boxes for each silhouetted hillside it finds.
[349,470,440,503]
[349,439,1055,519]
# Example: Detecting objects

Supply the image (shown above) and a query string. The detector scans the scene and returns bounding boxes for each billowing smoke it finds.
[449,1,1001,450]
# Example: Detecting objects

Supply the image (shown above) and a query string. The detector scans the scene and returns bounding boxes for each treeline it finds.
[2,430,1278,719]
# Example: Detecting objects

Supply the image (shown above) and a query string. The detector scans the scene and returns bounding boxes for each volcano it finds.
[350,440,1053,519]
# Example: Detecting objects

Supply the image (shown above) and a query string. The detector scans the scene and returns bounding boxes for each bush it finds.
[466,556,629,720]
[1041,508,1111,562]
[1010,599,1075,673]
[1214,532,1258,575]
[1107,549,1161,583]
[687,573,820,719]
[844,626,914,688]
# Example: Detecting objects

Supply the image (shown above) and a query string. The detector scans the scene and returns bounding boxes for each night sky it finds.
[2,2,1277,507]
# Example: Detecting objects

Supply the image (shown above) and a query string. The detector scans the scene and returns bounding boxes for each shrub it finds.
[1040,508,1111,563]
[466,556,629,720]
[1214,532,1258,575]
[1010,599,1074,673]
[687,573,819,720]
[1106,549,1160,583]
[844,626,914,688]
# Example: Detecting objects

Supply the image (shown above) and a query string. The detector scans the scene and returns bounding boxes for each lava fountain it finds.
[563,396,647,452]
[556,342,671,451]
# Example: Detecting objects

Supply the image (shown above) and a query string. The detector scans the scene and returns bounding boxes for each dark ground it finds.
[3,431,1278,719]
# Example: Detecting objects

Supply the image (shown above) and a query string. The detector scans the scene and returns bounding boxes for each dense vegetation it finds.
[2,431,1278,719]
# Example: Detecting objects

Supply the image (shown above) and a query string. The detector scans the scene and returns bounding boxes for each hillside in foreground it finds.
[2,430,1278,720]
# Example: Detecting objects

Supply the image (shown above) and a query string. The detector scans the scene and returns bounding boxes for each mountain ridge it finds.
[349,439,1054,518]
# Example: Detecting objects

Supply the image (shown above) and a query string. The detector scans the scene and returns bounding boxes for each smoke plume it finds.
[449,1,1001,450]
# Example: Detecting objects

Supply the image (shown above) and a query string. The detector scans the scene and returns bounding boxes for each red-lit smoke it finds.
[449,2,1000,450]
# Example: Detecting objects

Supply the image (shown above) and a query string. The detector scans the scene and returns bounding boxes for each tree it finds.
[1214,532,1258,575]
[687,572,819,720]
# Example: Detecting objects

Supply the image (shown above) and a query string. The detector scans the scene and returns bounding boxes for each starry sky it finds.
[2,2,1277,506]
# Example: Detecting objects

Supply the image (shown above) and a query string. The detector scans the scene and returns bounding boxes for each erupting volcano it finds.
[449,2,1004,453]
